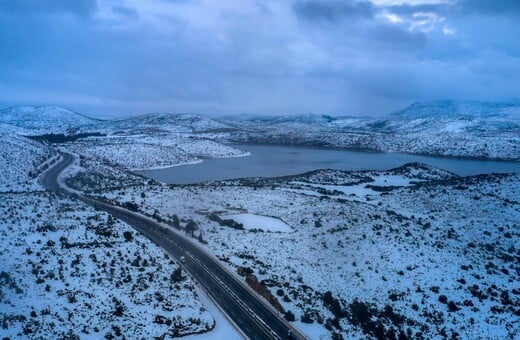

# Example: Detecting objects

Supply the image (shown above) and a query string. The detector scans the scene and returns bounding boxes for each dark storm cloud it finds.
[0,0,97,18]
[0,0,518,117]
[293,0,374,22]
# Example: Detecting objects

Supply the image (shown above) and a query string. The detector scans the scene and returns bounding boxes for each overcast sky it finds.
[0,0,519,118]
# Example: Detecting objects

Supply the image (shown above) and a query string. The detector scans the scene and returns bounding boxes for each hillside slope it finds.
[112,113,234,134]
[0,106,101,135]
[222,101,520,160]
[86,162,520,339]
[0,134,56,191]
[0,132,215,339]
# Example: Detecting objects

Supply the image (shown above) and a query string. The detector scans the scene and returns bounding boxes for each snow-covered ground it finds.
[0,133,56,192]
[76,161,519,339]
[0,193,214,339]
[291,174,423,201]
[2,102,520,162]
[221,101,520,161]
[1,102,519,339]
[0,134,218,339]
[63,135,248,171]
[223,213,292,233]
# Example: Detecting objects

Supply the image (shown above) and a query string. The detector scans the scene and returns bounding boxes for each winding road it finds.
[40,152,305,340]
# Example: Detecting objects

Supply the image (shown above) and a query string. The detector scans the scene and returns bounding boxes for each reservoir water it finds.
[137,144,520,184]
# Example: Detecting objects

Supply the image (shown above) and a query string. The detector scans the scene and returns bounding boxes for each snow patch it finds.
[223,213,292,233]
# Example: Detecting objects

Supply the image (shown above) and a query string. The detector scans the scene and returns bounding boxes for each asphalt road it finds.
[40,152,306,340]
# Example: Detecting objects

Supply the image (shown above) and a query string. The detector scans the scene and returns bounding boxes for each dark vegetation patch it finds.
[27,133,106,143]
[347,299,416,339]
[207,213,244,230]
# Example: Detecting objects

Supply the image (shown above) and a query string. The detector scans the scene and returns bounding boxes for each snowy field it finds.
[78,161,520,339]
[0,134,216,339]
[0,102,519,339]
[223,213,292,233]
[64,135,248,171]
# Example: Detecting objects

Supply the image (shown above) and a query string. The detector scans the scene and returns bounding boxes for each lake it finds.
[137,144,520,184]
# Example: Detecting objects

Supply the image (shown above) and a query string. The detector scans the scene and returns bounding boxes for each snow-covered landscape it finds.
[0,134,215,338]
[0,102,519,339]
[3,1,520,338]
[76,159,519,339]
[222,101,520,161]
[2,101,520,169]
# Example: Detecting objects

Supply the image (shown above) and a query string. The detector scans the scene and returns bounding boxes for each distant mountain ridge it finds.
[113,112,234,133]
[391,100,520,119]
[0,106,232,135]
[2,100,519,133]
[0,101,519,160]
[219,100,520,161]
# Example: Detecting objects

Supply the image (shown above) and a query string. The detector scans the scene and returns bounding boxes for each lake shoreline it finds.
[226,141,520,164]
[138,143,520,185]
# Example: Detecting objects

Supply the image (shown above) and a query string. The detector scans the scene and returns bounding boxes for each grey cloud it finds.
[293,0,374,22]
[0,0,518,117]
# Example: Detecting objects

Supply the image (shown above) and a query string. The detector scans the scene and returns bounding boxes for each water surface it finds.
[137,144,520,184]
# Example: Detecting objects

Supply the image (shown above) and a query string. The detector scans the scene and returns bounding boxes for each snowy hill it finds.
[113,112,234,133]
[392,100,520,120]
[85,160,520,339]
[383,101,520,134]
[0,133,56,191]
[0,106,232,136]
[0,105,102,135]
[0,106,247,170]
[0,102,518,161]
[221,101,520,161]
[0,192,214,339]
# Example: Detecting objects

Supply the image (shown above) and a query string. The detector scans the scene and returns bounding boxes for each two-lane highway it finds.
[40,152,306,340]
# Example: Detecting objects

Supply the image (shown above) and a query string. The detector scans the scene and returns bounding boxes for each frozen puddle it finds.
[224,213,292,232]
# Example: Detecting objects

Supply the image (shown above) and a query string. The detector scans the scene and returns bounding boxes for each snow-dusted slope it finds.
[392,100,520,120]
[0,192,214,338]
[383,101,520,134]
[0,106,232,136]
[112,113,234,133]
[64,135,248,170]
[0,105,247,171]
[222,101,520,160]
[0,133,215,338]
[1,101,518,161]
[88,163,520,339]
[0,105,101,134]
[0,134,56,191]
